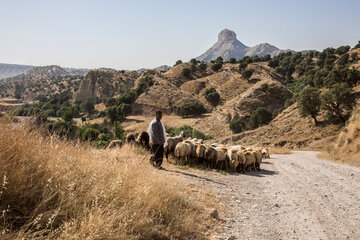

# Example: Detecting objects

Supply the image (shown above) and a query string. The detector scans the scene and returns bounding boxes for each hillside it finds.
[0,63,35,79]
[0,65,83,100]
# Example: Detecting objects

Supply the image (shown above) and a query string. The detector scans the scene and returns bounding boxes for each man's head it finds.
[155,110,162,120]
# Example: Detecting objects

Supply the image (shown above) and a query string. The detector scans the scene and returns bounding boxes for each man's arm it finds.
[157,122,165,144]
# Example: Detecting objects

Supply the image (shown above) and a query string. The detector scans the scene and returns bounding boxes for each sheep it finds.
[174,141,191,165]
[237,151,246,173]
[244,151,256,171]
[184,140,197,158]
[196,144,206,164]
[253,150,262,171]
[262,148,270,158]
[164,131,184,161]
[227,148,239,172]
[136,131,150,150]
[107,140,123,149]
[205,145,217,168]
[126,133,136,144]
[215,147,228,170]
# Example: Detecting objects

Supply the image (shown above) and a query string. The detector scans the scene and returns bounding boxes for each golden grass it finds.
[268,147,292,155]
[0,121,212,239]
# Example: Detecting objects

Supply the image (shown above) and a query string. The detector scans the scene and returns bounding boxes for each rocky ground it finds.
[162,151,360,240]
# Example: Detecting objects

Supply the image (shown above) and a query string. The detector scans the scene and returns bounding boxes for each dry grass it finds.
[0,121,212,239]
[268,147,292,155]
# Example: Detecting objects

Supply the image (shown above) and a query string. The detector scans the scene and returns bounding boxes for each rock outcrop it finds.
[196,29,294,62]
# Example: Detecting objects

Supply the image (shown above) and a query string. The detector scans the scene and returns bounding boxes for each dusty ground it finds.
[161,151,360,240]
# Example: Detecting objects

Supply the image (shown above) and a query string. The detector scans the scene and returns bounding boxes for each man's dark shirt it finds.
[151,119,165,145]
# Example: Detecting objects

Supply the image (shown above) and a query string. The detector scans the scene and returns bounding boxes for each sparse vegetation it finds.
[229,118,245,133]
[176,101,207,117]
[241,69,254,80]
[204,88,221,106]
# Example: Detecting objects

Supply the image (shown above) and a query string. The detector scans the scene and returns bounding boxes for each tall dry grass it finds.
[0,121,211,239]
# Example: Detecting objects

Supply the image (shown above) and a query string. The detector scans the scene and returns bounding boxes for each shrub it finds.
[229,58,237,64]
[241,69,254,80]
[249,107,273,129]
[239,62,248,70]
[182,68,191,78]
[260,83,269,91]
[190,58,197,65]
[229,118,245,133]
[199,63,207,71]
[204,88,220,106]
[114,121,126,141]
[62,110,73,123]
[80,98,95,114]
[174,60,182,66]
[82,127,100,141]
[176,101,207,117]
[211,63,222,72]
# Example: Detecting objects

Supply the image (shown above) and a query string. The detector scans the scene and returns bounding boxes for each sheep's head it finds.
[220,147,228,151]
[166,133,170,137]
[192,138,198,142]
[231,149,237,153]
[245,152,250,155]
[177,142,183,146]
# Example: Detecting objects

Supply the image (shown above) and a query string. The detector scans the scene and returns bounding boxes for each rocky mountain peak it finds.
[218,29,237,42]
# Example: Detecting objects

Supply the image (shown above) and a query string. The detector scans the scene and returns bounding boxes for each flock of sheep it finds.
[166,131,270,173]
[110,130,270,173]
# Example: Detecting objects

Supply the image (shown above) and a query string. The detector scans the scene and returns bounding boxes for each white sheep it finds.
[227,148,239,172]
[174,141,191,165]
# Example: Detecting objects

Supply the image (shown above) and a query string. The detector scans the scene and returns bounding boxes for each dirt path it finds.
[162,151,360,240]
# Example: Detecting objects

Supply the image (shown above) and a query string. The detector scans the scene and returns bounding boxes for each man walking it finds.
[148,111,167,168]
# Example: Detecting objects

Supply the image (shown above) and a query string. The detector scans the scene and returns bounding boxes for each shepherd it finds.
[148,110,167,169]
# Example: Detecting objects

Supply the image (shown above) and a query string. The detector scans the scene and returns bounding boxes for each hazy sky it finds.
[1,0,360,70]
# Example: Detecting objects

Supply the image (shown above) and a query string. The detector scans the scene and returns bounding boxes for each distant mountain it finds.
[196,29,294,62]
[0,63,36,80]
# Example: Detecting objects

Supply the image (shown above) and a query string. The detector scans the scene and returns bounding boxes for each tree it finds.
[215,56,223,64]
[62,110,74,123]
[190,58,197,65]
[176,101,207,117]
[106,106,118,123]
[199,63,207,71]
[353,40,360,49]
[241,69,254,80]
[204,88,220,106]
[118,103,132,118]
[174,60,182,66]
[249,107,273,129]
[297,87,321,125]
[268,59,279,68]
[229,118,245,133]
[114,121,126,141]
[321,83,355,123]
[334,45,350,55]
[229,58,237,64]
[239,62,248,70]
[211,63,222,72]
[80,98,95,114]
[182,68,191,78]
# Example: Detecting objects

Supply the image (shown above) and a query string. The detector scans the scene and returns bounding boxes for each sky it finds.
[1,0,360,70]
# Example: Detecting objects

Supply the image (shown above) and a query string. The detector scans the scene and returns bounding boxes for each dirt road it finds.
[164,151,360,240]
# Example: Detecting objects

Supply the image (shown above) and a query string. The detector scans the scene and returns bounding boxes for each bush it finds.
[249,107,273,129]
[62,110,73,123]
[229,118,245,133]
[190,58,197,65]
[229,58,237,64]
[174,60,182,66]
[182,68,191,78]
[204,88,220,106]
[114,121,126,141]
[239,62,248,70]
[241,69,254,80]
[260,83,269,91]
[211,63,222,72]
[168,124,213,140]
[82,127,100,141]
[176,101,207,117]
[199,63,207,71]
[80,98,95,114]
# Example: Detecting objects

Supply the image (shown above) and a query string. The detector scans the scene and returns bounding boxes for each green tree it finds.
[204,88,220,106]
[215,56,223,64]
[199,62,207,71]
[249,107,273,129]
[229,58,237,64]
[62,110,73,123]
[211,63,222,72]
[239,62,248,70]
[190,58,197,65]
[114,121,126,141]
[182,68,191,78]
[297,87,321,125]
[229,118,245,133]
[176,101,207,117]
[241,69,254,80]
[321,83,355,123]
[80,98,95,114]
[106,106,118,123]
[174,60,182,66]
